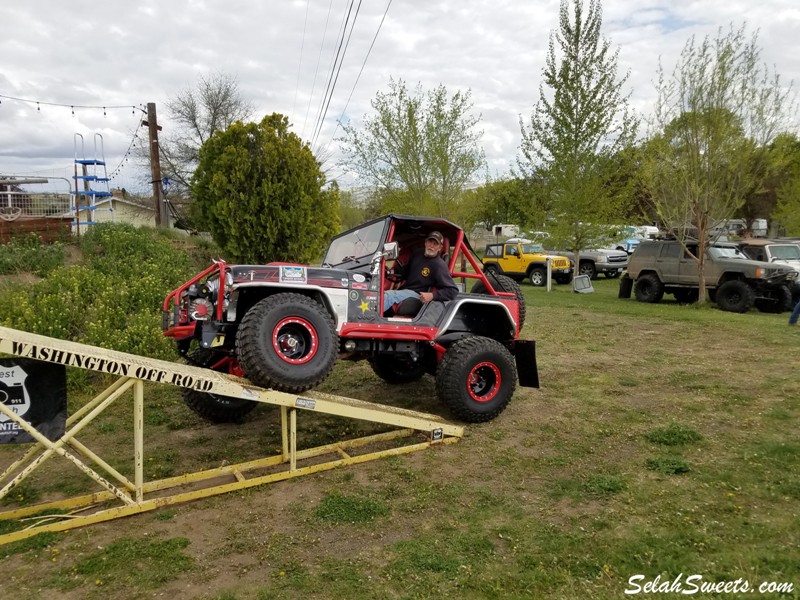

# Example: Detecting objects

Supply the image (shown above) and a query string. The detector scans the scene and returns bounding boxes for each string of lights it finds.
[0,93,146,116]
[108,114,147,181]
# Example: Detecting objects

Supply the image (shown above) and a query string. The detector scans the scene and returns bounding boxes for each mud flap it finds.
[618,274,633,298]
[513,339,539,388]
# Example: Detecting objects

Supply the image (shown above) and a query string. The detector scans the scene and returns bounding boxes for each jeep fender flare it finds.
[635,268,661,282]
[525,262,547,276]
[232,283,348,331]
[436,298,517,341]
[716,272,745,287]
[482,261,503,274]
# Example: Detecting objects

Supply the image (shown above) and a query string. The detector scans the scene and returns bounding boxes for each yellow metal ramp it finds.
[0,326,463,544]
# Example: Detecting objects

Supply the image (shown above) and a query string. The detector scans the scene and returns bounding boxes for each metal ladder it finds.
[72,133,113,233]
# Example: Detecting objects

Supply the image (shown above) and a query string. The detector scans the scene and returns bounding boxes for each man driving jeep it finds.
[383,231,459,314]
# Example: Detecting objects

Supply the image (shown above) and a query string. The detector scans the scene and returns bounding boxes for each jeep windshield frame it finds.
[323,219,389,268]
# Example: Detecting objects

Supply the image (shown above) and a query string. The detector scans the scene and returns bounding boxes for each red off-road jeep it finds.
[162,215,539,423]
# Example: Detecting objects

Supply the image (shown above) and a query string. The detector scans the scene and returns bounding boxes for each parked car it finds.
[620,240,797,313]
[735,239,800,303]
[482,240,573,285]
[545,248,628,279]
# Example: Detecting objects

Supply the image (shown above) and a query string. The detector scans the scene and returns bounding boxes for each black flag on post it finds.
[0,358,67,444]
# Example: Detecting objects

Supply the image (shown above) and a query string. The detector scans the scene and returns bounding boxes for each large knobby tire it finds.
[183,350,258,423]
[471,272,527,330]
[370,354,426,384]
[578,261,596,279]
[236,293,338,393]
[755,285,793,313]
[436,337,517,423]
[715,280,755,313]
[634,273,665,303]
[528,267,546,287]
[673,288,700,304]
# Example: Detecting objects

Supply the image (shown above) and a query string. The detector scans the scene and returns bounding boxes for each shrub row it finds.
[2,224,197,362]
[0,234,65,277]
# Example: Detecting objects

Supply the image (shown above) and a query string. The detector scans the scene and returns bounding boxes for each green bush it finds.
[0,234,65,277]
[2,224,195,363]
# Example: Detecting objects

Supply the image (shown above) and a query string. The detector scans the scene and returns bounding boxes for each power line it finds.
[309,0,358,148]
[307,0,354,141]
[320,0,393,159]
[311,0,364,150]
[290,0,312,125]
[301,0,337,140]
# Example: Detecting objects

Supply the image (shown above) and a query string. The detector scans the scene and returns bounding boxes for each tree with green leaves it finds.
[518,0,638,259]
[339,79,485,219]
[772,133,800,235]
[191,113,339,263]
[336,186,368,232]
[644,24,794,301]
[464,178,539,233]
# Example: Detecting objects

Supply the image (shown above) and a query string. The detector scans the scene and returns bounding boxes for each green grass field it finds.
[1,276,798,599]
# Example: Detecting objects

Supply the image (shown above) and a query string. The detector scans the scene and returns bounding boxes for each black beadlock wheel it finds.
[471,272,527,330]
[182,349,258,423]
[236,293,338,392]
[436,337,517,423]
[715,280,755,313]
[634,273,665,303]
[370,354,427,384]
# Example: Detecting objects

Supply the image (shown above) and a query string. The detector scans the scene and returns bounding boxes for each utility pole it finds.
[143,103,167,227]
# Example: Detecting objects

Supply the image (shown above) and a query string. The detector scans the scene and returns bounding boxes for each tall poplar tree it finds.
[518,0,637,260]
[645,25,794,301]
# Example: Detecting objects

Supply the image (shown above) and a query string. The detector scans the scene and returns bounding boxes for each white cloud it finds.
[1,0,798,191]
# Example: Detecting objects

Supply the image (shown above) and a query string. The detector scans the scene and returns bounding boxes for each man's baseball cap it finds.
[426,231,444,245]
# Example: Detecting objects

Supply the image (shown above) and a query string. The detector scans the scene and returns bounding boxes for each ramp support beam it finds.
[0,326,463,544]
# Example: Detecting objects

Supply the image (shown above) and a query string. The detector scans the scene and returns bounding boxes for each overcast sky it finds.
[1,0,799,193]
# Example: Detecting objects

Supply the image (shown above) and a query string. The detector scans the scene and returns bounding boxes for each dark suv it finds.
[163,215,539,424]
[621,240,797,313]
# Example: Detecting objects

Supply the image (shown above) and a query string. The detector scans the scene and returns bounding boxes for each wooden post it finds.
[144,103,166,227]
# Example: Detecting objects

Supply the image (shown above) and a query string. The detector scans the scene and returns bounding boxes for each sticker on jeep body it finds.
[279,266,307,284]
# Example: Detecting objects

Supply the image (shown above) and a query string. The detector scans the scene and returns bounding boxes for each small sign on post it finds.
[0,359,66,444]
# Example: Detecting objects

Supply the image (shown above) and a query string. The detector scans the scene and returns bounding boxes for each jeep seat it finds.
[384,296,423,318]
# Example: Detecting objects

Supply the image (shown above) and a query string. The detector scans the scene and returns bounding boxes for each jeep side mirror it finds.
[382,241,399,260]
[370,241,400,276]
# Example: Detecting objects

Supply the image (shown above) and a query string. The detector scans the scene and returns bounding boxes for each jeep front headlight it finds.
[596,255,608,263]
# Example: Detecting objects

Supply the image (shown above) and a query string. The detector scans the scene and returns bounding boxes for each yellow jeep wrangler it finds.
[482,241,572,286]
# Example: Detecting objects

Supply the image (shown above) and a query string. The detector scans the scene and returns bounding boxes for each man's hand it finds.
[419,292,434,303]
